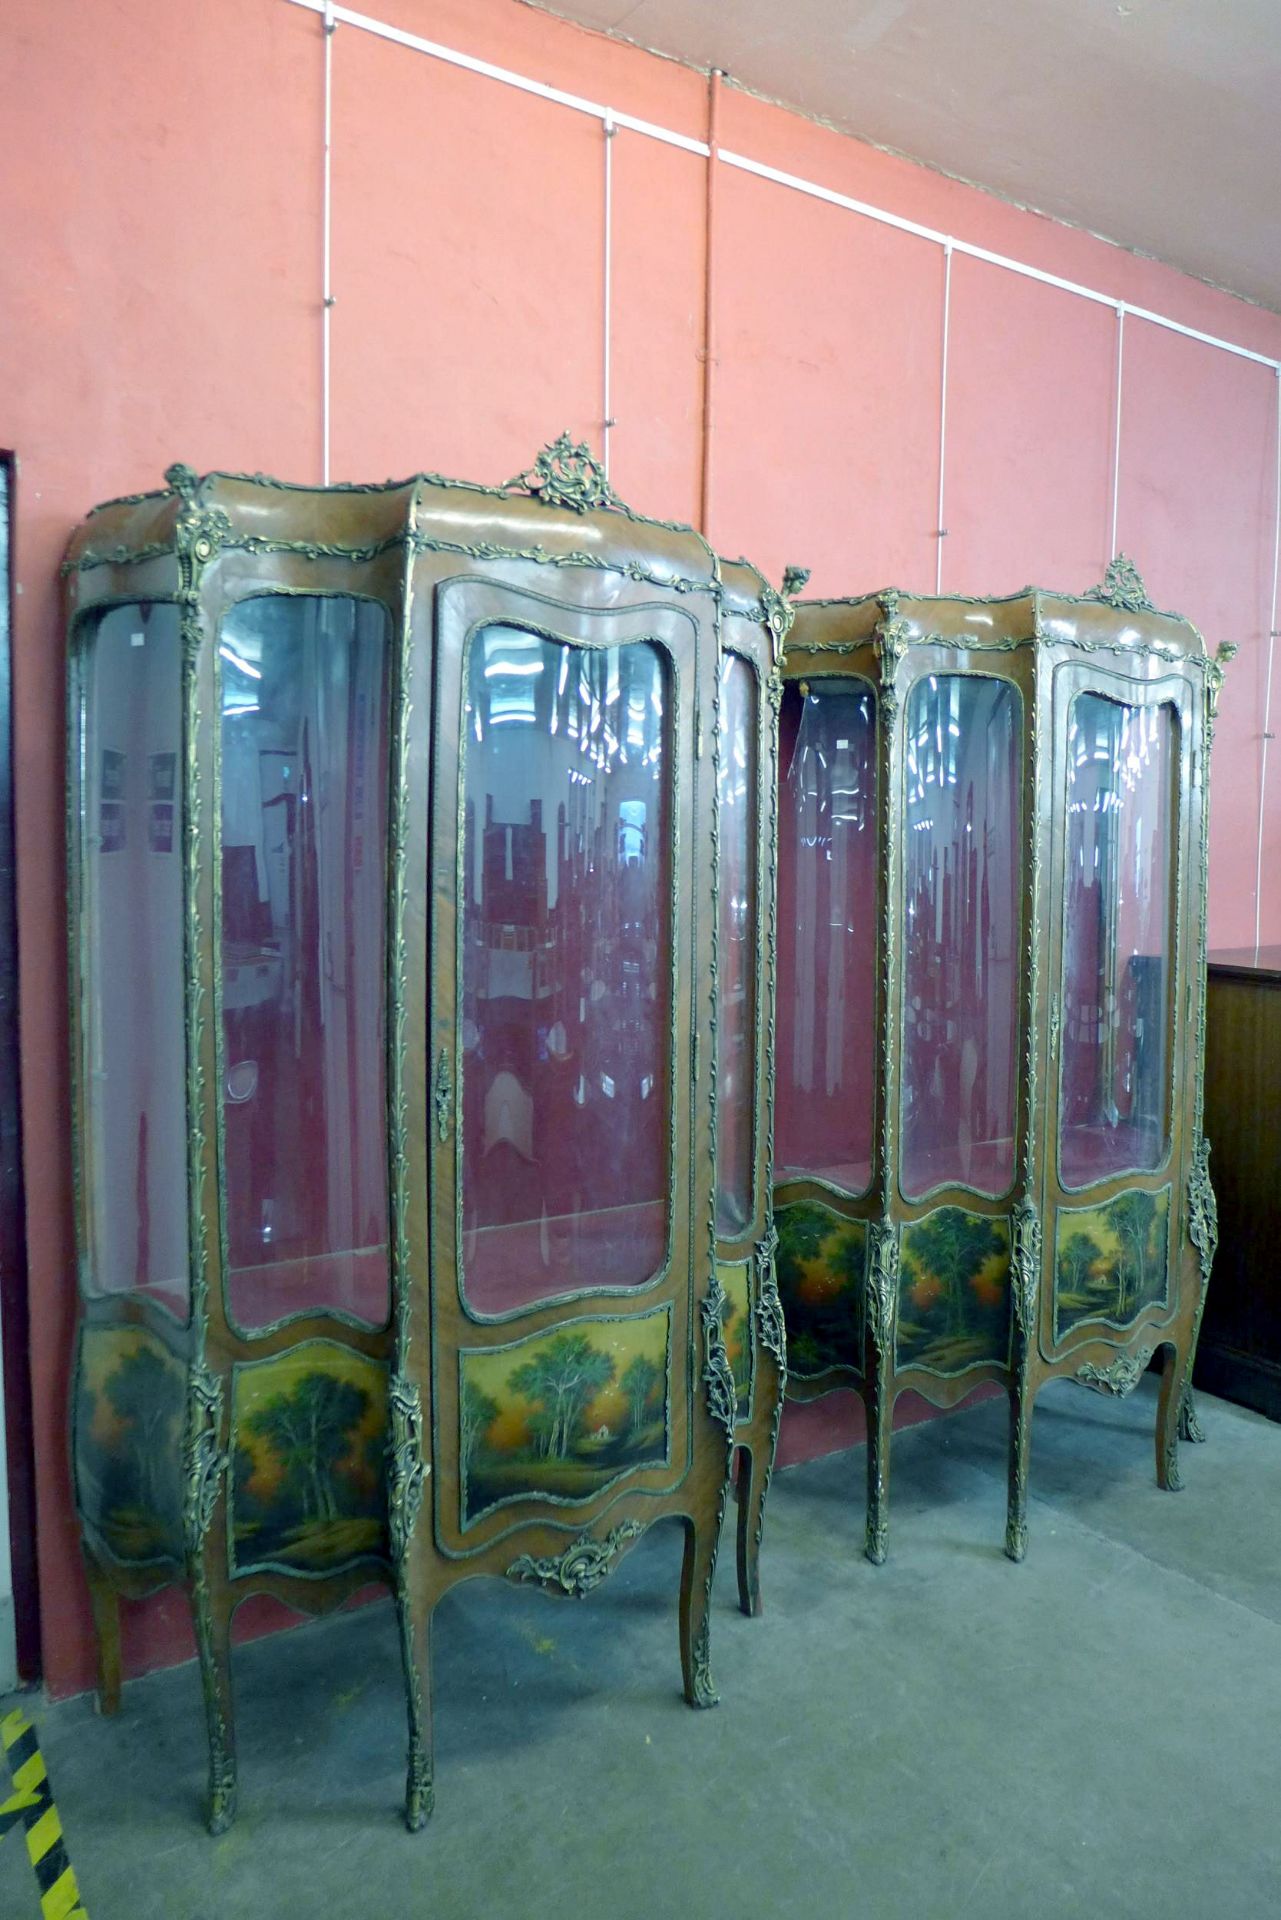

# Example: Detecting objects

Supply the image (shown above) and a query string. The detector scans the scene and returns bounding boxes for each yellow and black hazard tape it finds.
[0,1708,87,1919]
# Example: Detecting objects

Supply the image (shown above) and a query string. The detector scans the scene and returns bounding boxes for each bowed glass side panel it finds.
[716,652,757,1237]
[901,675,1021,1202]
[218,596,392,1332]
[460,628,673,1317]
[776,680,877,1195]
[1059,693,1177,1189]
[77,603,188,1317]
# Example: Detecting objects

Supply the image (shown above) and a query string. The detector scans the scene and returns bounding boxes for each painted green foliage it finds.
[775,1202,865,1378]
[898,1207,1011,1374]
[460,1313,669,1526]
[230,1346,389,1575]
[1055,1187,1170,1337]
[720,1262,753,1423]
[75,1327,186,1565]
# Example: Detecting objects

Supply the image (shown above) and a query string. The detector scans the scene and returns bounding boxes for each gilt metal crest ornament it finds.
[1077,1345,1154,1397]
[507,1520,644,1596]
[1087,554,1153,613]
[506,433,622,515]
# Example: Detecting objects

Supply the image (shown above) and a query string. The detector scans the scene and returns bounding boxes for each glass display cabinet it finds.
[774,560,1232,1563]
[64,439,787,1833]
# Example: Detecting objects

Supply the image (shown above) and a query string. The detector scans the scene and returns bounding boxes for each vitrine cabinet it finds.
[65,440,788,1832]
[775,562,1232,1562]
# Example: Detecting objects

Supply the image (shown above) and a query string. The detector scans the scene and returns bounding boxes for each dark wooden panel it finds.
[1195,961,1281,1421]
[0,451,41,1682]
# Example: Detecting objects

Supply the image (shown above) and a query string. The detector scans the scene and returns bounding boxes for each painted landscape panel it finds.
[460,1308,670,1527]
[719,1260,754,1425]
[74,1325,186,1565]
[897,1207,1011,1376]
[230,1342,389,1576]
[775,1201,865,1379]
[1054,1186,1170,1339]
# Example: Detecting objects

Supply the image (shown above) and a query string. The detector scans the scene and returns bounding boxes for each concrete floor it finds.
[3,1378,1279,1920]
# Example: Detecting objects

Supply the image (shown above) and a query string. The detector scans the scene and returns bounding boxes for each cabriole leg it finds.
[734,1446,760,1617]
[1156,1343,1185,1493]
[679,1513,721,1709]
[190,1583,236,1835]
[737,1392,784,1615]
[84,1554,123,1717]
[1005,1376,1035,1563]
[865,1378,893,1565]
[396,1586,434,1832]
[1178,1385,1208,1445]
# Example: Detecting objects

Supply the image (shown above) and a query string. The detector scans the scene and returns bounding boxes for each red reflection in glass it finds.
[717,653,757,1236]
[902,676,1020,1200]
[220,597,391,1330]
[1060,694,1175,1187]
[461,628,670,1314]
[776,680,877,1194]
[80,604,189,1316]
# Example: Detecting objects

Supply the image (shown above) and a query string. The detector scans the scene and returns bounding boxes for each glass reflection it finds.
[902,676,1020,1200]
[716,654,756,1235]
[1060,693,1176,1187]
[776,680,877,1194]
[461,627,671,1315]
[79,604,188,1314]
[219,596,391,1330]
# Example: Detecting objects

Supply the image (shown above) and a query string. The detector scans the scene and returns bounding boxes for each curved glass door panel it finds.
[776,680,877,1195]
[1060,693,1176,1188]
[902,675,1020,1201]
[219,596,391,1332]
[78,603,189,1317]
[460,627,671,1316]
[716,653,757,1236]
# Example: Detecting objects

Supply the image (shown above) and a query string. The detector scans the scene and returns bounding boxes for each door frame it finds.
[0,449,40,1683]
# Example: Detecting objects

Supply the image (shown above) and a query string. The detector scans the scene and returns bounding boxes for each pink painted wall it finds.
[2,0,1278,1698]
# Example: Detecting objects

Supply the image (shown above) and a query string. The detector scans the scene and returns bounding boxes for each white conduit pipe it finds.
[287,0,1281,376]
[1254,367,1281,952]
[1110,304,1126,562]
[294,0,1281,933]
[602,113,615,478]
[936,241,952,595]
[715,149,1281,374]
[321,0,335,486]
[289,0,708,155]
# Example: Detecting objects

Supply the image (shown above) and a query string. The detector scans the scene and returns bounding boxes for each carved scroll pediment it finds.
[1086,554,1153,613]
[506,433,621,515]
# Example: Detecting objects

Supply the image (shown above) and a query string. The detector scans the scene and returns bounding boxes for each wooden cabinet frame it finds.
[63,441,788,1831]
[776,561,1232,1563]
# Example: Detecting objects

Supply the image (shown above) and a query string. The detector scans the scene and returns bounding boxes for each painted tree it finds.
[1109,1189,1160,1317]
[460,1378,500,1476]
[232,1443,261,1521]
[243,1372,369,1526]
[722,1295,751,1399]
[620,1353,663,1439]
[508,1333,616,1460]
[776,1206,834,1286]
[829,1226,866,1296]
[1057,1230,1105,1302]
[908,1209,1006,1339]
[788,1330,824,1374]
[362,1429,388,1504]
[104,1343,178,1513]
